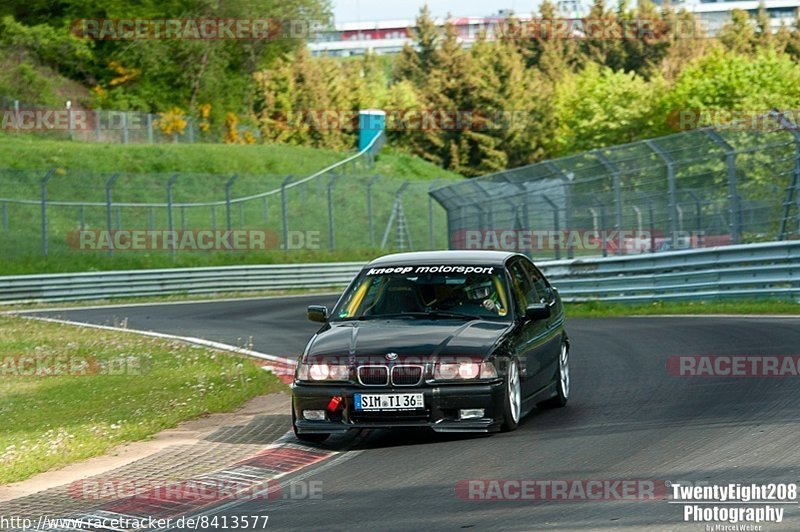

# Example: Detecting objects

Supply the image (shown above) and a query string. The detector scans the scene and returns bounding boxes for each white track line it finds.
[19,314,297,367]
[4,292,339,315]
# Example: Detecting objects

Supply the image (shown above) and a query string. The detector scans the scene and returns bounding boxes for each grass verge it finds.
[564,299,800,318]
[0,314,285,484]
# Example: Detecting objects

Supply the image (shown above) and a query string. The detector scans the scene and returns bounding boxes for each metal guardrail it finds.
[0,242,798,305]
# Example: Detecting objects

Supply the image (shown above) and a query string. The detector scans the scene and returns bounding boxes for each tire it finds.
[501,359,522,432]
[539,342,570,409]
[292,407,330,443]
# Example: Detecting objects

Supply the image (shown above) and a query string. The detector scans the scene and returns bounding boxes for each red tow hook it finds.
[327,395,343,412]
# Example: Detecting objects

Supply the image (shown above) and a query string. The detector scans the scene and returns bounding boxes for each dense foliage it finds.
[3,0,800,175]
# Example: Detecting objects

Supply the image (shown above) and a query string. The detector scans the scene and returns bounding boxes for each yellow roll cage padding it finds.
[492,275,509,316]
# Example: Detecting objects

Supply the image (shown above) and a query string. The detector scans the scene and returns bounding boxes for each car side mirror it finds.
[307,305,329,323]
[525,303,551,321]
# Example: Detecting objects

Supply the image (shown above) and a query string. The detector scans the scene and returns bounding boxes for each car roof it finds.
[366,250,519,267]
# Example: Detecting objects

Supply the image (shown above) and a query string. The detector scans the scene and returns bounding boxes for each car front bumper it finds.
[292,380,506,433]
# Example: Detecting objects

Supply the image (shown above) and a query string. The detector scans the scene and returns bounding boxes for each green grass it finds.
[0,315,285,484]
[0,136,463,274]
[564,299,800,318]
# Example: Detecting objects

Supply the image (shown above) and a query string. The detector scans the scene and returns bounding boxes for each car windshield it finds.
[333,265,511,321]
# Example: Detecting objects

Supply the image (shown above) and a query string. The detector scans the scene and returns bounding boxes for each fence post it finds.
[591,198,608,257]
[166,174,179,258]
[147,114,154,144]
[772,111,800,240]
[1,202,7,230]
[542,194,561,260]
[225,175,238,232]
[366,175,382,247]
[645,139,679,249]
[181,206,186,230]
[686,190,703,247]
[593,150,623,252]
[327,175,341,250]
[105,175,120,255]
[148,207,155,231]
[239,203,244,228]
[122,112,129,144]
[545,162,575,259]
[211,206,216,230]
[428,180,441,250]
[262,196,269,223]
[705,130,742,245]
[40,169,55,256]
[281,175,294,250]
[95,110,101,141]
[79,205,85,231]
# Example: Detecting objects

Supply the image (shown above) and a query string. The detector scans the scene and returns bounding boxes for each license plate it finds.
[354,393,425,411]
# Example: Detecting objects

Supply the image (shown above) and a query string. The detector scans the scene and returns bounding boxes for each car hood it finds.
[303,319,511,363]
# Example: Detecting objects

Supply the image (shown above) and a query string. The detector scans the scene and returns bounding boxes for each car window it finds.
[507,260,533,311]
[333,265,512,320]
[520,259,551,304]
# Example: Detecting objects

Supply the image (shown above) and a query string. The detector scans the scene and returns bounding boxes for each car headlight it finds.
[434,361,498,380]
[296,363,350,382]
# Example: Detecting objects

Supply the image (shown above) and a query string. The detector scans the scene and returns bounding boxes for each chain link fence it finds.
[0,133,459,268]
[431,111,800,259]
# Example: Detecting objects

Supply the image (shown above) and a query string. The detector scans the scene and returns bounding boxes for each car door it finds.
[519,258,563,392]
[506,258,552,398]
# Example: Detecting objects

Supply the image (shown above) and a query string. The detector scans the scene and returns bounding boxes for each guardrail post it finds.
[166,174,179,258]
[225,174,238,232]
[105,173,120,254]
[645,139,679,249]
[40,168,54,256]
[327,175,341,250]
[542,194,560,260]
[367,175,381,247]
[281,175,294,250]
[593,150,623,253]
[705,130,742,244]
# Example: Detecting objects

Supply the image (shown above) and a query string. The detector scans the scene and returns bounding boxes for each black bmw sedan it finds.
[291,250,570,441]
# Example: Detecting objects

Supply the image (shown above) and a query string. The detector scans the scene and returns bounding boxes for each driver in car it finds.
[429,276,504,315]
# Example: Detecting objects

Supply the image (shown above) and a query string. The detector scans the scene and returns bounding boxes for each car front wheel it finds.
[540,342,570,409]
[501,359,522,431]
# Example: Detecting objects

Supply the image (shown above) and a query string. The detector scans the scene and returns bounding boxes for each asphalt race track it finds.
[29,299,800,531]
